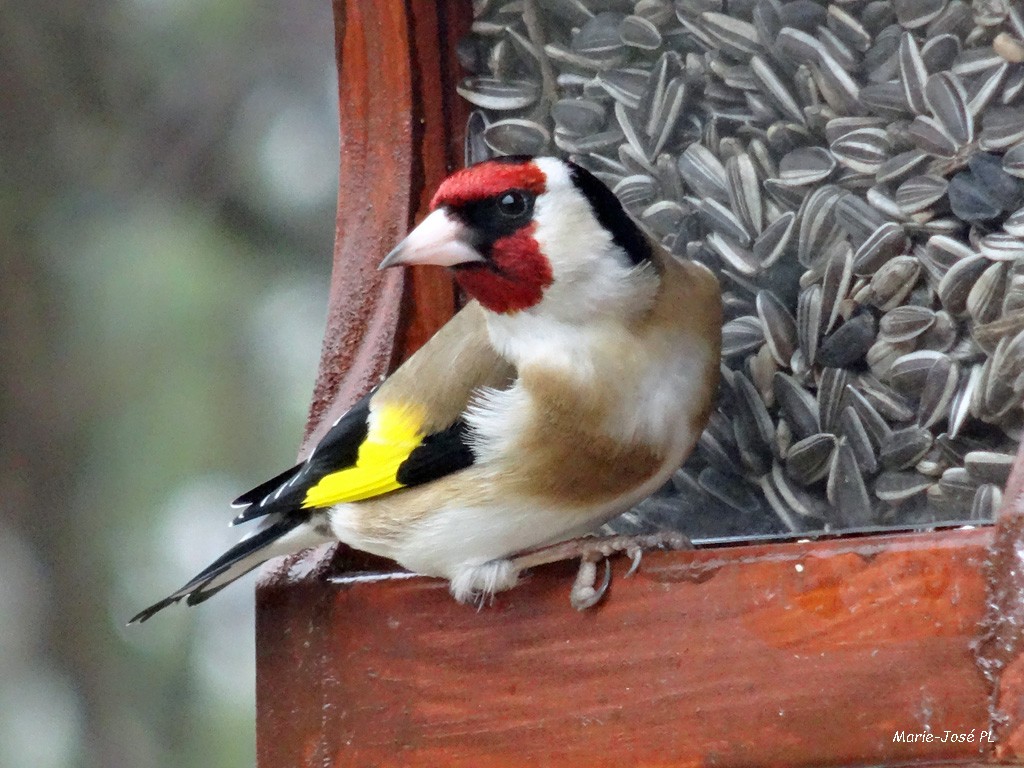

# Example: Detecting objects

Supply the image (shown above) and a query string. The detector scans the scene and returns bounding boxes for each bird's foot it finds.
[449,559,521,607]
[511,531,694,610]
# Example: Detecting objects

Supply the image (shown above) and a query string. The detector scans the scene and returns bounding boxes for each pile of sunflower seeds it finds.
[458,0,1024,539]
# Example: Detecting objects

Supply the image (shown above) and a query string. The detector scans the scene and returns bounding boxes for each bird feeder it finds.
[256,1,1024,765]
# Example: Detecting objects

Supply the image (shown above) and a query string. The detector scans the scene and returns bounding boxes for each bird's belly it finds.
[326,446,684,581]
[327,496,594,579]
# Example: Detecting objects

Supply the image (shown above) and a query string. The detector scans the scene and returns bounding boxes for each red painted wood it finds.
[258,529,996,767]
[300,0,462,455]
[982,439,1024,762]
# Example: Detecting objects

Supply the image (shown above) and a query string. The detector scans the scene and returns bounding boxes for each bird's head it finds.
[380,156,655,317]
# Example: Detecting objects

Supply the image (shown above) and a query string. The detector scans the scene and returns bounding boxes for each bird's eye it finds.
[497,190,529,218]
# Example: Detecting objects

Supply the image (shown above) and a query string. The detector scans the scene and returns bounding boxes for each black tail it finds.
[128,516,308,624]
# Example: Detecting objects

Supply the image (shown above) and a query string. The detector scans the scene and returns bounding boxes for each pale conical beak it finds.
[378,209,484,270]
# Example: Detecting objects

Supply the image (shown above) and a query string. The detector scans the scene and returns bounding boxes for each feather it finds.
[128,517,320,624]
[232,302,513,524]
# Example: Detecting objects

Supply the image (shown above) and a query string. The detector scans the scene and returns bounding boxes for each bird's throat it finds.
[453,227,553,314]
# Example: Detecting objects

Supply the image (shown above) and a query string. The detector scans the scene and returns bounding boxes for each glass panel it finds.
[457,0,1023,543]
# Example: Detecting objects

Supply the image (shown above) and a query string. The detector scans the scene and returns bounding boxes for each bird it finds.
[130,155,721,623]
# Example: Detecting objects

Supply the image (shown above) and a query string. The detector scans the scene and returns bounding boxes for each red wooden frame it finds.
[255,2,1024,765]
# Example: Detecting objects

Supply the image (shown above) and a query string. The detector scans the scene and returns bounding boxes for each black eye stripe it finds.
[448,190,536,254]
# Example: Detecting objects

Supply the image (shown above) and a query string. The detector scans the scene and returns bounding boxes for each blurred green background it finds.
[1,1,338,765]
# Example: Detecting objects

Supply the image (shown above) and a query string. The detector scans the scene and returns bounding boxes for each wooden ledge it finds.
[258,527,1007,767]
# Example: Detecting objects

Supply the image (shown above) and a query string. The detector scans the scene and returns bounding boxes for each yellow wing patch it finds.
[301,403,426,508]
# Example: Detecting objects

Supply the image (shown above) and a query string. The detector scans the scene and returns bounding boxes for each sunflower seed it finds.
[797,283,823,366]
[484,118,551,155]
[831,128,891,174]
[839,404,880,474]
[750,55,806,125]
[457,77,540,110]
[868,338,914,377]
[775,147,836,187]
[924,232,982,279]
[895,175,950,215]
[869,255,921,311]
[819,313,876,368]
[880,426,935,470]
[921,33,961,72]
[465,110,490,166]
[918,355,960,428]
[726,153,764,236]
[966,63,1010,118]
[894,0,948,29]
[890,350,947,393]
[756,290,798,366]
[968,261,1008,323]
[1004,142,1024,179]
[774,371,821,439]
[641,200,686,237]
[613,174,658,209]
[879,305,937,342]
[702,12,763,57]
[909,115,959,157]
[980,107,1024,151]
[898,33,929,114]
[947,170,1004,222]
[922,311,960,353]
[846,384,893,447]
[596,68,651,108]
[678,142,729,203]
[925,71,973,146]
[876,149,931,185]
[858,373,917,421]
[971,483,1003,520]
[816,366,848,432]
[875,471,934,501]
[573,11,629,61]
[964,450,1014,485]
[938,254,989,314]
[835,192,889,246]
[761,463,827,530]
[852,221,909,275]
[828,438,874,525]
[552,98,607,135]
[948,364,982,437]
[927,0,971,37]
[860,82,914,118]
[753,211,796,269]
[968,152,1024,211]
[820,242,854,332]
[619,14,662,49]
[722,315,765,357]
[827,5,872,52]
[938,466,979,508]
[734,372,776,472]
[700,194,753,242]
[786,433,838,485]
[797,185,844,267]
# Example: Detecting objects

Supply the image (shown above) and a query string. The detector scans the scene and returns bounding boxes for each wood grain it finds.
[300,0,462,454]
[258,529,996,767]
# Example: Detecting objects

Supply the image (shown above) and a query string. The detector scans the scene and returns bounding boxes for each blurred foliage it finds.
[0,0,338,766]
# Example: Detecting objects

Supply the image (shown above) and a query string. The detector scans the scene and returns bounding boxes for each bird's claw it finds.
[570,557,612,611]
[512,530,694,610]
[624,546,643,578]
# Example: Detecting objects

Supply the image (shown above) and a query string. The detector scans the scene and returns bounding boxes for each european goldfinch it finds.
[131,155,721,623]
